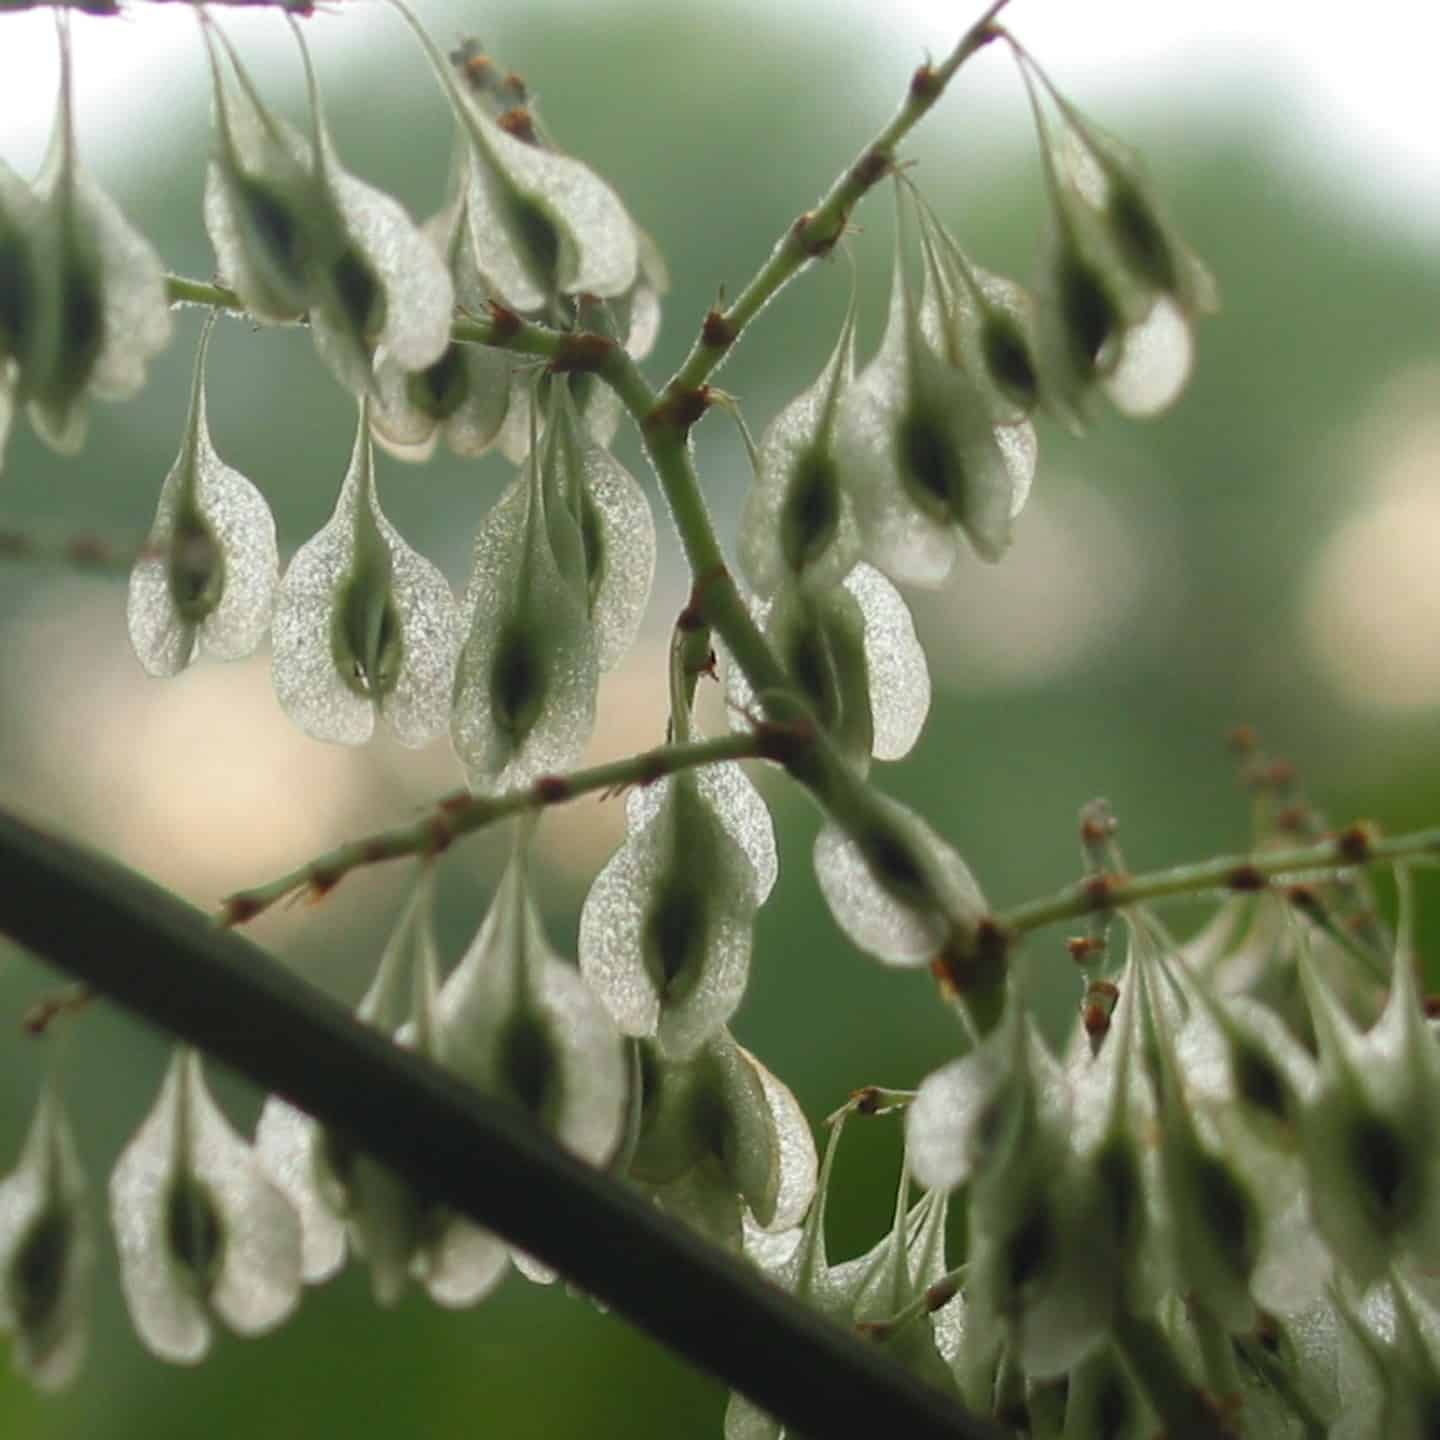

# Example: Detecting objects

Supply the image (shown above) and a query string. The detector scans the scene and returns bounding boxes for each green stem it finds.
[666,0,1014,394]
[994,825,1437,938]
[224,729,772,923]
[0,803,1002,1440]
[1112,1313,1236,1440]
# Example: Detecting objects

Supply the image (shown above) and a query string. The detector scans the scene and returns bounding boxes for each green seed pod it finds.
[272,402,461,746]
[0,1082,93,1390]
[109,1047,301,1364]
[580,762,776,1059]
[128,317,279,678]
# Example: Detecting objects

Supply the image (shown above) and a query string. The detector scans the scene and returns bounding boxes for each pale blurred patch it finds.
[0,580,454,908]
[1303,367,1440,712]
[908,479,1149,692]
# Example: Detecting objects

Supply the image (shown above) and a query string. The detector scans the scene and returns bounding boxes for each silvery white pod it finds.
[836,230,1028,588]
[201,19,454,396]
[389,0,638,315]
[727,563,930,774]
[579,758,776,1059]
[271,401,461,746]
[450,433,599,793]
[17,23,171,454]
[127,317,279,677]
[738,292,861,597]
[0,1081,93,1389]
[109,1047,301,1363]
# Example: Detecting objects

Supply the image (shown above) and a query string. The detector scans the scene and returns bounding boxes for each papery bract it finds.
[272,403,461,746]
[109,1047,301,1364]
[128,317,279,677]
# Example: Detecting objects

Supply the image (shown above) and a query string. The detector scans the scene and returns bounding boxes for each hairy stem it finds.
[0,802,1001,1440]
[223,729,773,923]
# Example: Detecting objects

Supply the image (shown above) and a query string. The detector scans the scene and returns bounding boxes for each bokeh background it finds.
[1,0,1438,1434]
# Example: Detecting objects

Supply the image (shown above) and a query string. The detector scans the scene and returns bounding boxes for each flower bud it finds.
[451,438,599,792]
[127,317,279,677]
[109,1047,301,1363]
[0,1082,93,1390]
[272,402,461,746]
[579,759,776,1059]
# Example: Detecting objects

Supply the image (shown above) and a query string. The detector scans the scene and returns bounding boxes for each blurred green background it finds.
[2,0,1439,1434]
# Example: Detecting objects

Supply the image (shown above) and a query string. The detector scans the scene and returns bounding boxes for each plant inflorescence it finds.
[3,3,1440,1437]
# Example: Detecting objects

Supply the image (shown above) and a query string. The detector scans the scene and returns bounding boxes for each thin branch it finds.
[665,0,1014,397]
[0,802,1004,1440]
[0,0,320,14]
[222,729,778,924]
[994,822,1433,938]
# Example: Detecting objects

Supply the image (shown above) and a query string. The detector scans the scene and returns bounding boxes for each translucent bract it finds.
[271,404,461,746]
[813,794,986,966]
[837,245,1028,587]
[738,293,860,596]
[451,446,599,792]
[201,21,454,396]
[127,319,279,677]
[109,1047,301,1364]
[4,29,170,457]
[579,761,777,1058]
[437,851,627,1168]
[0,1083,93,1390]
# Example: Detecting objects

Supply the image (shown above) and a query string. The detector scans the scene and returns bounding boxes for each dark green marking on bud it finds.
[1350,1114,1412,1226]
[506,194,561,295]
[332,563,405,700]
[1192,1152,1255,1272]
[643,878,707,1003]
[980,313,1039,410]
[1092,1369,1133,1440]
[236,174,307,292]
[165,1172,225,1294]
[499,1010,560,1123]
[786,622,841,732]
[897,409,962,525]
[405,344,469,422]
[859,821,929,911]
[1107,178,1176,295]
[9,1206,71,1333]
[1006,1196,1054,1295]
[1094,1134,1142,1252]
[1058,250,1120,375]
[0,217,35,361]
[780,447,841,576]
[168,509,226,624]
[46,251,105,415]
[578,487,607,617]
[489,621,545,744]
[1233,1041,1289,1123]
[331,246,385,343]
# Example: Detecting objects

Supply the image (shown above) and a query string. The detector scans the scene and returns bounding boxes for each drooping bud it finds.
[813,791,986,967]
[437,844,628,1168]
[836,222,1031,587]
[201,18,454,396]
[739,291,861,596]
[728,562,930,772]
[450,434,599,792]
[271,401,461,746]
[109,1047,301,1363]
[579,759,776,1059]
[13,21,171,455]
[0,1081,93,1389]
[127,316,279,677]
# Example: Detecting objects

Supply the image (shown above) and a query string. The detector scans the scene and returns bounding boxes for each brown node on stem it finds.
[1066,935,1106,965]
[533,775,572,805]
[933,919,1009,996]
[910,61,943,103]
[549,332,616,375]
[1227,864,1268,893]
[1285,884,1325,921]
[851,1084,883,1115]
[1082,873,1122,912]
[1334,822,1376,865]
[701,308,737,350]
[219,892,265,928]
[791,209,846,260]
[307,866,343,903]
[497,107,540,145]
[22,985,92,1037]
[1225,724,1259,755]
[644,384,715,433]
[850,147,892,191]
[1424,995,1440,1020]
[424,815,455,858]
[485,301,524,342]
